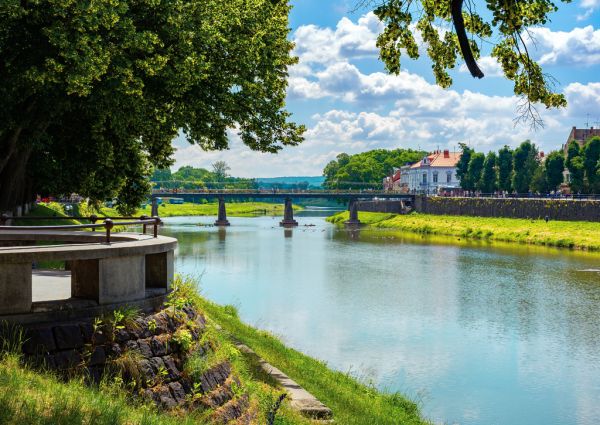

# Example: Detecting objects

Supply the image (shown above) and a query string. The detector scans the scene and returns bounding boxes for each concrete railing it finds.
[0,230,177,316]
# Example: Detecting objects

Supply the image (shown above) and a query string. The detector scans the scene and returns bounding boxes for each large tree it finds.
[479,152,498,193]
[466,152,485,191]
[456,142,474,190]
[567,141,585,194]
[512,140,538,193]
[583,137,600,192]
[497,146,514,192]
[544,150,565,191]
[372,0,567,125]
[0,0,304,213]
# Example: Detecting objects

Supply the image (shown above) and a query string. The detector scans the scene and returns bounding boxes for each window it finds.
[433,172,438,183]
[447,171,452,183]
[422,173,427,184]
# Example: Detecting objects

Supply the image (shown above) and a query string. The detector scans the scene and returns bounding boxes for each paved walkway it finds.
[32,270,71,302]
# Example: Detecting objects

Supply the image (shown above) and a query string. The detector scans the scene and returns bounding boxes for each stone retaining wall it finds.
[356,200,410,214]
[17,305,254,424]
[414,196,600,222]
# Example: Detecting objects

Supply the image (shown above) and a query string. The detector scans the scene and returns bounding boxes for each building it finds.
[404,150,461,194]
[562,126,600,186]
[562,126,600,156]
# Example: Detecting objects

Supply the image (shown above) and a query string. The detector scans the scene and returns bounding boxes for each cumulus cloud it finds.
[527,25,600,66]
[578,0,600,20]
[172,13,600,177]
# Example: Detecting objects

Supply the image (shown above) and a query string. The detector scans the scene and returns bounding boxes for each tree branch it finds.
[451,0,484,79]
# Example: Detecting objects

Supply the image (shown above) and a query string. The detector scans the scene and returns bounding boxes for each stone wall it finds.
[356,200,411,214]
[18,305,253,424]
[414,196,600,222]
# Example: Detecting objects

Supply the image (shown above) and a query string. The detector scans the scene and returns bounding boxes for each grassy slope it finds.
[195,297,429,425]
[13,203,81,226]
[101,202,301,218]
[328,211,600,250]
[0,355,196,425]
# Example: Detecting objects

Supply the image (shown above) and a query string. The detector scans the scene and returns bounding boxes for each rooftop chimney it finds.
[443,149,450,158]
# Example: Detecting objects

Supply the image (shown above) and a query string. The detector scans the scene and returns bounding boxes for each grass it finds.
[327,211,600,251]
[189,293,428,425]
[100,202,301,218]
[13,203,81,226]
[0,354,198,425]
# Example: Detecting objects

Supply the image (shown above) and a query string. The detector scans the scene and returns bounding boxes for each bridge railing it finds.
[0,215,161,244]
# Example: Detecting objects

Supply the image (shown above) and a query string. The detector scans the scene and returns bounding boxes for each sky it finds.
[173,0,600,177]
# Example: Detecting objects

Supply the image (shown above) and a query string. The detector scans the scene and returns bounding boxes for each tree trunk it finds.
[451,0,484,79]
[0,146,33,214]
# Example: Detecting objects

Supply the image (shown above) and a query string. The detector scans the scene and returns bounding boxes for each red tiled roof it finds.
[410,151,461,168]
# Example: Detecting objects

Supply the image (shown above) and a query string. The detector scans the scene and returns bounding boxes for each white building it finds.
[405,150,461,194]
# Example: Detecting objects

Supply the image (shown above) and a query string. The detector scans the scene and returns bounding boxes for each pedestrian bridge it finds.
[151,190,414,227]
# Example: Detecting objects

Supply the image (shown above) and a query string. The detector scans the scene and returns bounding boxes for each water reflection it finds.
[161,215,600,425]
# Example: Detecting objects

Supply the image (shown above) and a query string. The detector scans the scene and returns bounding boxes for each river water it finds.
[160,211,600,425]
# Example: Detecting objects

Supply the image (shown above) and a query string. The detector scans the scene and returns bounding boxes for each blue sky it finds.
[174,0,600,177]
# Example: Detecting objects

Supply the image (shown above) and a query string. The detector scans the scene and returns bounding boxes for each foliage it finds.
[467,152,485,191]
[0,0,304,213]
[151,166,257,190]
[479,152,498,193]
[172,329,193,352]
[512,140,539,193]
[567,141,585,193]
[583,137,600,192]
[545,150,565,191]
[530,166,549,193]
[211,161,231,182]
[456,143,474,190]
[372,0,568,125]
[323,149,424,189]
[497,146,514,192]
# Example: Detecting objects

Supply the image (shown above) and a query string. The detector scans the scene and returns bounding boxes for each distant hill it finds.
[255,176,324,189]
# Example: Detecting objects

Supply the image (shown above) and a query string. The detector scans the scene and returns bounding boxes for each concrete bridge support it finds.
[280,198,298,227]
[344,200,361,227]
[214,198,230,226]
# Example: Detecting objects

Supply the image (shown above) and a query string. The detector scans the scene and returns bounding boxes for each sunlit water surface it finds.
[161,212,600,425]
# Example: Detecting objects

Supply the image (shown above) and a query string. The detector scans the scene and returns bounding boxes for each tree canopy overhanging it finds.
[0,0,305,214]
[368,0,569,125]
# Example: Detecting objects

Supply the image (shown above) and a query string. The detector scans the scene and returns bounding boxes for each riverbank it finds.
[0,276,428,425]
[101,201,302,218]
[327,211,600,251]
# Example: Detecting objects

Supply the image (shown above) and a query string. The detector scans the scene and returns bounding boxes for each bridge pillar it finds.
[344,200,361,227]
[214,198,230,226]
[280,198,298,227]
[151,197,159,217]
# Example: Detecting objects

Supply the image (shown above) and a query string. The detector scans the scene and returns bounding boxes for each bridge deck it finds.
[151,191,414,200]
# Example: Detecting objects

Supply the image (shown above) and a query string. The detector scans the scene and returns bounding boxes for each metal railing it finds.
[0,214,161,244]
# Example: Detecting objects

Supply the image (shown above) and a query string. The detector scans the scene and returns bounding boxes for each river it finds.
[160,211,600,425]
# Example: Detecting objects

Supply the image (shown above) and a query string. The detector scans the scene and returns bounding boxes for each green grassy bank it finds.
[101,202,301,218]
[328,211,600,251]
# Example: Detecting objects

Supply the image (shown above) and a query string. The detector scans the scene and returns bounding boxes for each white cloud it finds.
[527,25,600,66]
[292,12,382,66]
[578,0,600,20]
[173,13,600,177]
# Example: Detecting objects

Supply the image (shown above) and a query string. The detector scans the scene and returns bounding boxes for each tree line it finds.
[323,149,425,189]
[152,162,257,190]
[457,137,600,194]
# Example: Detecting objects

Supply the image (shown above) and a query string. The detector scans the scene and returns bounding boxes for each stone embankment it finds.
[20,304,254,424]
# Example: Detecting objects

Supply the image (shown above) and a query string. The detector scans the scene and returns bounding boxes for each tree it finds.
[567,141,585,194]
[545,151,565,191]
[0,0,304,213]
[323,149,424,189]
[531,166,548,194]
[583,137,600,192]
[212,161,231,182]
[479,152,498,193]
[497,146,514,192]
[466,153,485,191]
[512,141,539,193]
[456,143,474,190]
[372,0,567,125]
